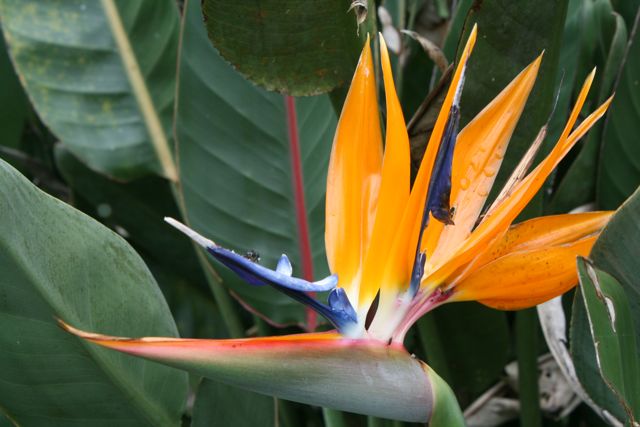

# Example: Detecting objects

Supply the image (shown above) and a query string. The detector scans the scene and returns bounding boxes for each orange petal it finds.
[462,211,613,275]
[451,235,597,309]
[325,35,383,306]
[358,35,411,311]
[395,25,477,282]
[368,26,477,337]
[424,54,542,271]
[423,73,612,289]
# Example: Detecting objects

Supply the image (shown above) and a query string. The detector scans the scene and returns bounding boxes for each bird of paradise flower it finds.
[61,26,614,423]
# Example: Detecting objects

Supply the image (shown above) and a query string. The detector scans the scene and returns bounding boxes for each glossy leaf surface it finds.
[597,14,640,209]
[572,187,640,422]
[192,380,275,427]
[0,159,187,426]
[549,0,628,213]
[201,0,361,95]
[577,258,640,423]
[0,0,179,180]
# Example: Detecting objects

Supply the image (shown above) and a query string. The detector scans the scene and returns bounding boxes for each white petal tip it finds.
[164,217,216,248]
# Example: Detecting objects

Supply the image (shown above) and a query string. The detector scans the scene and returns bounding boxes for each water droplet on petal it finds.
[483,166,497,177]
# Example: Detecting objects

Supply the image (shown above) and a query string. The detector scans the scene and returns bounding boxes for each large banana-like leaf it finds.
[0,0,179,180]
[597,11,640,208]
[0,158,187,426]
[0,28,28,153]
[572,187,640,422]
[200,0,362,95]
[577,258,640,423]
[175,0,336,326]
[192,380,276,427]
[549,0,628,213]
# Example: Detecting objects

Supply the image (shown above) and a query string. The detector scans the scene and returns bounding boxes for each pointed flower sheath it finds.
[61,27,613,422]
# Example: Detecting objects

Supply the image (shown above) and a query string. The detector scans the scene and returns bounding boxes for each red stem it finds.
[284,95,317,331]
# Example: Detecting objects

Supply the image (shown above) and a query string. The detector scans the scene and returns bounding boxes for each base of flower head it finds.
[391,287,454,343]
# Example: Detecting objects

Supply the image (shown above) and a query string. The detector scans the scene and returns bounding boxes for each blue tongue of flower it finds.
[165,218,357,333]
[408,65,465,297]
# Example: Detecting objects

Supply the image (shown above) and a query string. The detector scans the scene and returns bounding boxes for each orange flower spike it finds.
[472,211,613,265]
[383,24,477,286]
[424,72,613,289]
[357,35,411,312]
[368,27,477,338]
[453,235,597,309]
[424,54,542,272]
[447,211,613,303]
[325,34,383,308]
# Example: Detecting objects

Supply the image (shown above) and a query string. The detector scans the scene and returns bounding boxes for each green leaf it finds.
[597,11,640,209]
[549,1,628,213]
[54,146,225,340]
[591,187,640,347]
[611,0,640,29]
[192,380,275,427]
[54,145,204,285]
[577,258,640,422]
[0,158,187,426]
[200,0,361,96]
[572,186,640,422]
[442,0,473,61]
[0,0,179,180]
[456,0,569,206]
[571,290,626,421]
[175,0,336,326]
[149,263,227,340]
[0,28,28,151]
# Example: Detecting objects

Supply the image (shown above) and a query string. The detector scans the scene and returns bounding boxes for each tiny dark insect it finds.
[244,250,261,263]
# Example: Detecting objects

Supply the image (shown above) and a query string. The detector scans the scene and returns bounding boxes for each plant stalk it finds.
[416,313,454,385]
[516,308,542,427]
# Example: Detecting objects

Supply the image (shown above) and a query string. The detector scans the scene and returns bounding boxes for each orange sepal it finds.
[358,35,411,310]
[424,54,543,270]
[451,235,597,309]
[464,211,613,275]
[423,73,612,290]
[325,35,383,305]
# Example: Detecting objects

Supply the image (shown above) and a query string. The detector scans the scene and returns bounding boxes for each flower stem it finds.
[416,313,453,384]
[516,308,542,427]
[322,408,347,427]
[367,415,394,427]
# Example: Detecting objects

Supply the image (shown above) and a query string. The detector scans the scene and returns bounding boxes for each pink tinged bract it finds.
[59,320,443,423]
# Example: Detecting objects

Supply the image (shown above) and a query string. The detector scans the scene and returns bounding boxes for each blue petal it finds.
[274,286,357,334]
[164,218,358,332]
[276,254,293,276]
[205,245,356,333]
[407,73,465,293]
[427,104,459,225]
[208,246,336,292]
[409,251,426,297]
[328,288,358,324]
